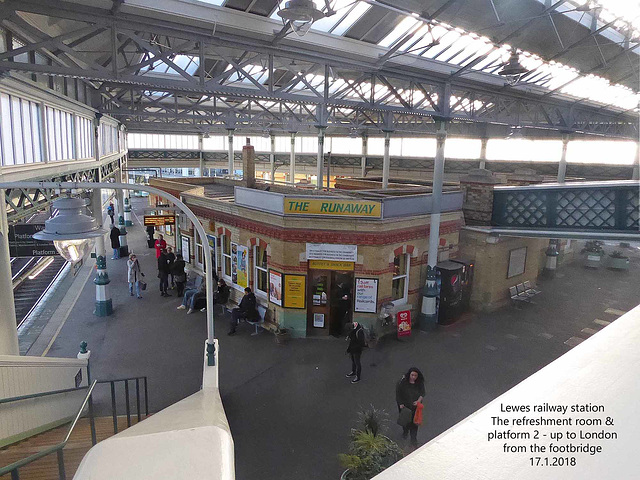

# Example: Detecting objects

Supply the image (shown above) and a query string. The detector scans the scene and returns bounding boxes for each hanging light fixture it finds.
[277,0,331,37]
[498,49,529,85]
[33,196,107,263]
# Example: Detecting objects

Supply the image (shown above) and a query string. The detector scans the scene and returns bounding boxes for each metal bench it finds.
[523,281,541,296]
[510,286,532,305]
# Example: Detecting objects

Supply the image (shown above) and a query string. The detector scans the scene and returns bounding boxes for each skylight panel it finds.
[378,17,420,48]
[331,2,371,35]
[197,0,225,5]
[422,29,461,59]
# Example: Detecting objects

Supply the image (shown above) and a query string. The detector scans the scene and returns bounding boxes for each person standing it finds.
[345,321,366,384]
[110,225,121,259]
[154,234,167,259]
[166,246,176,289]
[146,225,155,248]
[127,253,144,299]
[396,368,425,448]
[157,248,170,297]
[172,253,187,297]
[228,287,259,335]
[107,203,115,225]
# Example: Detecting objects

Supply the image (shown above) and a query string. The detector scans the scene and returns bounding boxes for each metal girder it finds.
[0,0,635,139]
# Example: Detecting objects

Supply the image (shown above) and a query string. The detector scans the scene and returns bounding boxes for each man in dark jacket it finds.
[110,226,121,259]
[166,246,176,289]
[228,287,259,335]
[345,321,366,383]
[157,249,170,297]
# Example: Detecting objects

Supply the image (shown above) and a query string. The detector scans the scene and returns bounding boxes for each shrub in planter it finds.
[338,407,403,480]
[609,251,630,270]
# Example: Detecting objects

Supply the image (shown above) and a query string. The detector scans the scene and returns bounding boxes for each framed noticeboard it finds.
[269,270,283,306]
[181,236,191,263]
[313,313,325,328]
[507,247,527,278]
[354,278,378,313]
[283,274,306,309]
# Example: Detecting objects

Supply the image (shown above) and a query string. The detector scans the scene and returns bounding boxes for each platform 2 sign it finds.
[284,198,381,218]
[143,215,176,227]
[8,224,57,257]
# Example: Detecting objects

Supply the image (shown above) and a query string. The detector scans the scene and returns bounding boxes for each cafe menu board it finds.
[284,274,306,309]
[354,278,378,313]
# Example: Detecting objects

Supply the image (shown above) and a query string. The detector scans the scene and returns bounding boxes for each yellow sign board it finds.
[308,260,355,271]
[284,198,381,218]
[284,275,306,309]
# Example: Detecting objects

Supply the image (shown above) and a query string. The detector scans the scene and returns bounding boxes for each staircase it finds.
[0,416,147,480]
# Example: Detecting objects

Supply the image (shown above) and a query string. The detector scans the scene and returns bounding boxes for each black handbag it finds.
[397,407,413,427]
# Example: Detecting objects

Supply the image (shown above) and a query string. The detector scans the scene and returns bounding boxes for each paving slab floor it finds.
[38,205,640,480]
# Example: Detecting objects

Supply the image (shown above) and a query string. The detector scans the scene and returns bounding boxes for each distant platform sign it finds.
[144,215,176,227]
[9,224,57,257]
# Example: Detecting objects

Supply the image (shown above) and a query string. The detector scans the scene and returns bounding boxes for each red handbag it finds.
[413,402,424,425]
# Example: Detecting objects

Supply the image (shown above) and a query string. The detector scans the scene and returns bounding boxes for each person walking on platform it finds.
[176,274,205,313]
[157,249,170,297]
[345,321,366,384]
[396,367,425,448]
[107,202,115,225]
[110,225,121,259]
[166,246,176,289]
[146,225,155,248]
[127,253,145,299]
[154,234,166,259]
[172,253,187,297]
[228,287,259,335]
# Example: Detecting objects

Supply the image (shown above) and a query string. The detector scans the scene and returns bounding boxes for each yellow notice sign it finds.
[284,198,381,218]
[284,275,306,309]
[308,260,355,271]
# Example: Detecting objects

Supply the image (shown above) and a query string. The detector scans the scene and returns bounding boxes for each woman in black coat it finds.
[396,367,425,447]
[172,254,187,297]
[110,226,121,259]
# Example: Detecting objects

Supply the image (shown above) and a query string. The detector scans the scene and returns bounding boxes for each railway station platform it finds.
[17,198,640,480]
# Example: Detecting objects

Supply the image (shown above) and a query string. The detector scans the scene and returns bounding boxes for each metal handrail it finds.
[0,385,89,405]
[0,380,97,478]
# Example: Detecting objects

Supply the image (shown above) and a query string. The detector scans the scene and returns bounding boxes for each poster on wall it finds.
[231,243,238,284]
[507,246,527,278]
[206,235,217,272]
[397,310,411,338]
[236,244,249,288]
[354,278,378,313]
[269,270,282,306]
[313,313,325,328]
[181,236,191,263]
[284,275,306,309]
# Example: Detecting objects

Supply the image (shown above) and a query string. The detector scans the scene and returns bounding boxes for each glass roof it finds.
[270,0,371,34]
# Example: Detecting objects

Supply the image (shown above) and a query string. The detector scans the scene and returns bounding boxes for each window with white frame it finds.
[391,254,410,303]
[254,244,268,296]
[195,237,204,270]
[0,94,43,166]
[76,116,94,159]
[221,234,232,280]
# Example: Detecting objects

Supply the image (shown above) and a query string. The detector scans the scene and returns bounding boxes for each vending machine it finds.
[436,259,474,324]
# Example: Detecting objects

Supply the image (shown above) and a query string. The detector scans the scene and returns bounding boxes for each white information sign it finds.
[306,243,357,262]
[354,278,379,313]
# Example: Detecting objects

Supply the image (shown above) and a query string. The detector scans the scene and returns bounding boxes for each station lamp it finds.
[498,49,529,85]
[33,196,107,263]
[277,0,333,37]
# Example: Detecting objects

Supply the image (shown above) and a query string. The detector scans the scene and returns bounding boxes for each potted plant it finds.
[581,240,604,268]
[274,324,291,345]
[609,250,630,271]
[338,407,403,480]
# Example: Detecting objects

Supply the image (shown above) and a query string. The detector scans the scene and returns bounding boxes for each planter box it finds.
[585,254,603,268]
[609,257,630,270]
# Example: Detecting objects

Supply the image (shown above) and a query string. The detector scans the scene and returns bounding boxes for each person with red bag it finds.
[396,367,425,448]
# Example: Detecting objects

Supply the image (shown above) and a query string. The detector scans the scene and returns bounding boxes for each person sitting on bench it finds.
[228,287,259,335]
[200,279,231,313]
[176,274,205,314]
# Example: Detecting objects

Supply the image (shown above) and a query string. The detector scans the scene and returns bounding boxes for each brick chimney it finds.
[459,168,505,225]
[242,137,256,188]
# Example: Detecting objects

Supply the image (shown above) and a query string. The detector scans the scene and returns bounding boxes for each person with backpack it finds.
[157,248,170,297]
[107,203,115,225]
[127,253,145,299]
[110,225,121,259]
[396,367,425,448]
[345,321,366,384]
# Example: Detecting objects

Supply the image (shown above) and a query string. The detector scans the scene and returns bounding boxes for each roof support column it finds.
[0,185,19,354]
[198,133,204,177]
[316,127,326,190]
[382,130,392,189]
[361,133,368,178]
[421,120,447,324]
[115,169,128,258]
[289,132,296,185]
[632,142,639,181]
[227,129,235,177]
[479,137,488,170]
[91,188,113,317]
[557,134,570,183]
[269,134,276,183]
